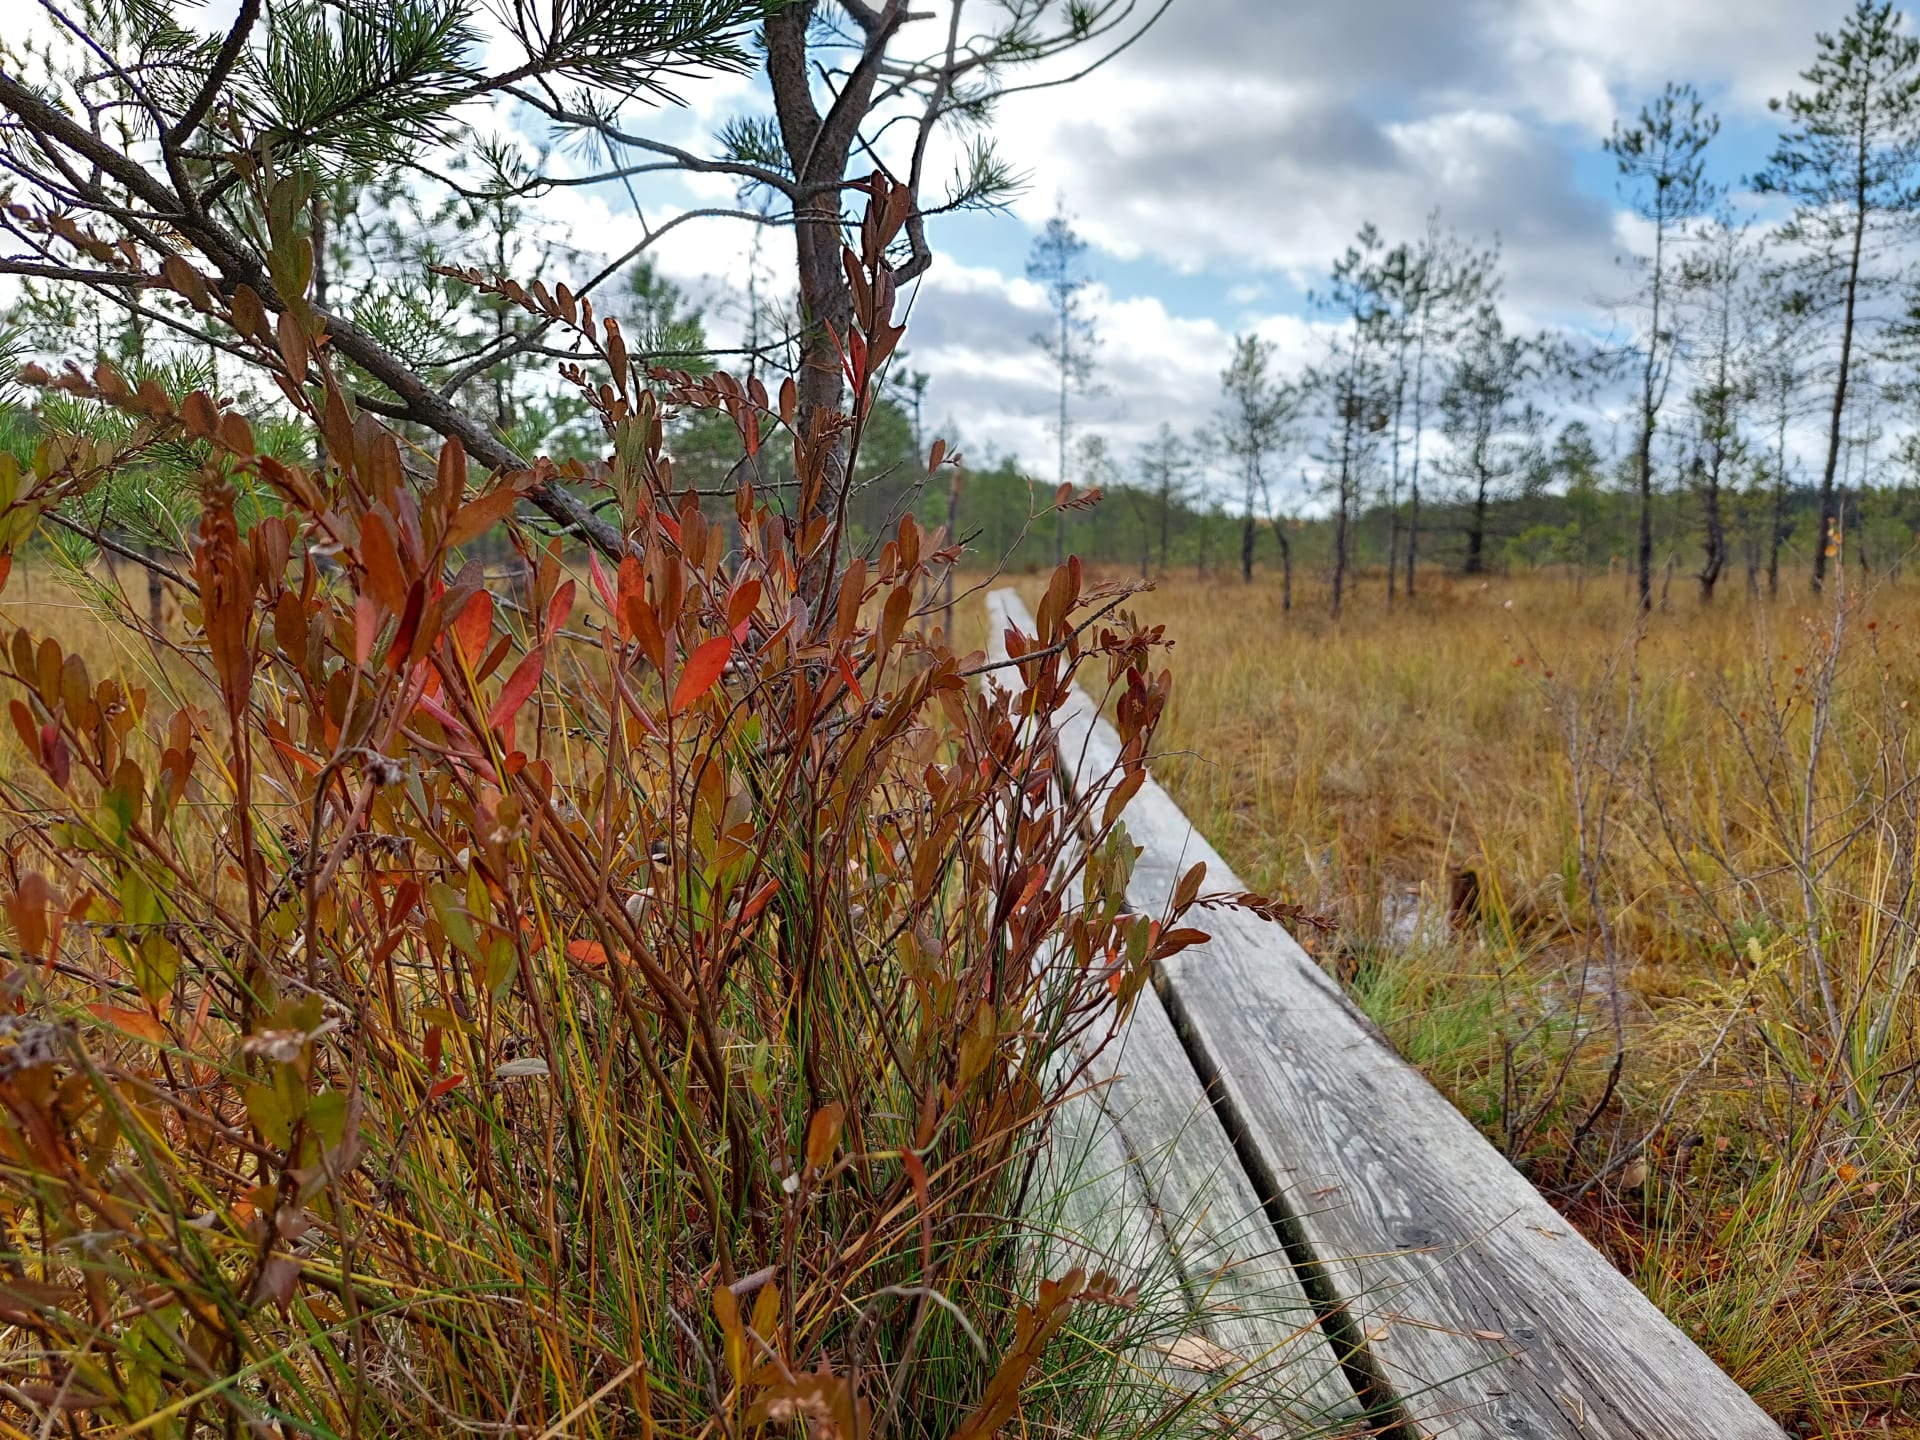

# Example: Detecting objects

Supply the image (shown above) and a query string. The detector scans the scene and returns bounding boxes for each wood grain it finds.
[989,588,1785,1439]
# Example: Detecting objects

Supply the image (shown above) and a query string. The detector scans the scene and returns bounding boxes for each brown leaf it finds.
[444,488,519,551]
[1151,1335,1244,1374]
[358,511,408,615]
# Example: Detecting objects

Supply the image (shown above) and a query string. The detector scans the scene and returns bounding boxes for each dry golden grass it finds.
[1007,561,1920,1437]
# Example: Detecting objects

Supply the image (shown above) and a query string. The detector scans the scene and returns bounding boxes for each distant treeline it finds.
[941,457,1920,596]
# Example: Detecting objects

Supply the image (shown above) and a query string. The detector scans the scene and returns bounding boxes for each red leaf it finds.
[616,556,645,643]
[738,878,780,923]
[630,598,667,674]
[428,1074,465,1101]
[359,511,408,614]
[354,594,379,667]
[450,590,493,665]
[40,725,68,788]
[387,579,426,672]
[566,939,609,966]
[545,579,576,639]
[727,577,762,631]
[487,647,544,733]
[588,550,617,613]
[835,650,867,706]
[670,635,732,715]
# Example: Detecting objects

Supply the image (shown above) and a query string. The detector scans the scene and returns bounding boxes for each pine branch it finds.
[0,69,629,559]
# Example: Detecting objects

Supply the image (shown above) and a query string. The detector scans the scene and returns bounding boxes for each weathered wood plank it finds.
[990,588,1784,1440]
[986,592,1363,1432]
[1077,991,1366,1433]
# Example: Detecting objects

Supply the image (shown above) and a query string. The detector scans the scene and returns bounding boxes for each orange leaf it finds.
[738,877,780,922]
[805,1102,845,1170]
[616,555,644,637]
[269,735,324,777]
[835,650,866,706]
[566,939,609,966]
[487,647,544,733]
[87,1005,167,1045]
[353,594,379,666]
[1153,926,1212,960]
[670,635,732,715]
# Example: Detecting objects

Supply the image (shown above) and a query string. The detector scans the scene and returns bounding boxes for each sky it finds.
[527,0,1858,490]
[0,0,1873,492]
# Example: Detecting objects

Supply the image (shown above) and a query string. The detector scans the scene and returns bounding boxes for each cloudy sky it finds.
[10,0,1866,487]
[536,0,1860,487]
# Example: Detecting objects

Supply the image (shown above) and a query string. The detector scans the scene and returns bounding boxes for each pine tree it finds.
[0,0,1164,569]
[1754,0,1920,594]
[1218,334,1297,598]
[1440,307,1542,576]
[1027,206,1100,567]
[1396,216,1501,600]
[1137,422,1193,575]
[1681,219,1758,603]
[1608,81,1721,613]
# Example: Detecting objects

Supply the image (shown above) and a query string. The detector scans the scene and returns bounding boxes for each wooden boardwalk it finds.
[989,590,1784,1440]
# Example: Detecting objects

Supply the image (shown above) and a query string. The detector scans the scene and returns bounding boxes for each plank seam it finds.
[1147,960,1414,1440]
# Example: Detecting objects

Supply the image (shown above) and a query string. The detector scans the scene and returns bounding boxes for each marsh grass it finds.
[1014,564,1920,1435]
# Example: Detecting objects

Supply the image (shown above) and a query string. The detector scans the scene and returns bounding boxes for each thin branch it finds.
[0,258,143,286]
[44,510,197,595]
[163,0,261,150]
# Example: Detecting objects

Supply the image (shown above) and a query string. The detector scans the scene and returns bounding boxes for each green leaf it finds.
[428,882,478,959]
[246,1082,292,1148]
[119,868,161,927]
[307,1088,348,1149]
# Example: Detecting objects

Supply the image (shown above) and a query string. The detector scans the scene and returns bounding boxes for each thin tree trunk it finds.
[1635,218,1663,614]
[1406,481,1421,596]
[1466,446,1490,574]
[940,468,960,639]
[1699,455,1725,602]
[1331,474,1349,618]
[1813,169,1869,595]
[1406,317,1430,598]
[1331,427,1353,618]
[764,4,897,600]
[1241,477,1255,584]
[1769,404,1789,597]
[1258,469,1291,612]
[1053,309,1069,568]
[1387,356,1405,602]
